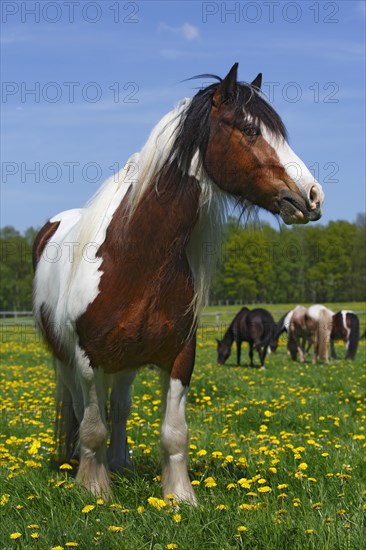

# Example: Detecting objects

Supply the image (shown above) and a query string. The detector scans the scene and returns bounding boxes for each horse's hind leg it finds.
[107,369,136,472]
[160,337,197,505]
[248,342,254,367]
[75,347,110,497]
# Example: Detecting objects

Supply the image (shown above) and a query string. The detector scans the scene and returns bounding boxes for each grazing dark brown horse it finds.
[217,307,279,369]
[32,63,324,503]
[331,311,360,360]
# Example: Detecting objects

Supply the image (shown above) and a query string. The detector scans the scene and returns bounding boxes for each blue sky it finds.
[1,0,365,231]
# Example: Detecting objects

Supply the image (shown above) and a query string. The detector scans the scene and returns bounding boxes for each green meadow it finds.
[0,306,365,550]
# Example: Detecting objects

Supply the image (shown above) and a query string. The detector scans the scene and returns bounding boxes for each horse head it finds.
[216,338,231,364]
[201,63,324,224]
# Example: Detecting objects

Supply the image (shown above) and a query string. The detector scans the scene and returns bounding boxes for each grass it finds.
[0,305,365,549]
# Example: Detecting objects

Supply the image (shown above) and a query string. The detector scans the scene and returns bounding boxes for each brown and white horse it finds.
[276,305,311,362]
[278,305,334,364]
[331,311,360,360]
[33,63,324,502]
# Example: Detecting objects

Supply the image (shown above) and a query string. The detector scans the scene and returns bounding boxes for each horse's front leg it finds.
[160,335,197,505]
[236,340,242,366]
[330,339,337,359]
[75,347,110,497]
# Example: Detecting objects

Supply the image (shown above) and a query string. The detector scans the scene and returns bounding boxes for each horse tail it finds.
[317,309,332,362]
[346,313,359,360]
[54,361,79,465]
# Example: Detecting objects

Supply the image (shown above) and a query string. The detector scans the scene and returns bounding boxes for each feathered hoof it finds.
[76,460,111,499]
[164,487,197,507]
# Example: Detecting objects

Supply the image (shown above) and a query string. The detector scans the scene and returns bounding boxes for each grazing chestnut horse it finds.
[217,307,278,369]
[32,63,324,502]
[331,310,360,360]
[278,305,334,363]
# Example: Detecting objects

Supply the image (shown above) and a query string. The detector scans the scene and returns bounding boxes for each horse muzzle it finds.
[279,189,322,225]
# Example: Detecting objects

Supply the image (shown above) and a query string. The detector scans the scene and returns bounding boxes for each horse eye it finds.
[242,126,260,137]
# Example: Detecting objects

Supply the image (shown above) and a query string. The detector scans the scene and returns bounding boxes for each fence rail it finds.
[0,311,33,318]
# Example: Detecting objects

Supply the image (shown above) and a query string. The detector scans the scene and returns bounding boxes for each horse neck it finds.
[103,162,201,264]
[222,318,237,345]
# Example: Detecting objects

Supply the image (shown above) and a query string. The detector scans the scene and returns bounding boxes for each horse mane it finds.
[274,311,291,339]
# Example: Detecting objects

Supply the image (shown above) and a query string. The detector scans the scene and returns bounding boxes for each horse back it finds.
[248,308,275,341]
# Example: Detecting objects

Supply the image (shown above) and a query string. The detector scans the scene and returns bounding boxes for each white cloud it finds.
[158,22,199,41]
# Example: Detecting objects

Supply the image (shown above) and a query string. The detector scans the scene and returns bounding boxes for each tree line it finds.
[211,215,366,304]
[0,216,365,311]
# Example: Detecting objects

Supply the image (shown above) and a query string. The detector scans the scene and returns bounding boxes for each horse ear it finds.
[251,72,262,91]
[213,62,238,107]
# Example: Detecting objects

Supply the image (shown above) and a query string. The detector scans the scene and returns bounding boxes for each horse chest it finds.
[76,255,194,371]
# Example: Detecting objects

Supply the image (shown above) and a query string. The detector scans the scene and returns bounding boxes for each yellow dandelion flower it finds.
[306,529,314,534]
[59,463,73,470]
[297,462,308,471]
[147,497,167,510]
[264,410,273,417]
[191,480,200,486]
[96,498,104,505]
[51,547,64,550]
[137,506,144,513]
[212,451,223,459]
[246,492,257,497]
[238,478,251,489]
[257,486,272,493]
[278,484,288,490]
[204,477,217,488]
[227,483,236,490]
[27,524,39,529]
[10,532,22,540]
[215,504,227,510]
[54,480,65,488]
[237,526,248,532]
[197,450,207,457]
[108,526,124,533]
[30,533,40,539]
[312,502,322,509]
[1,494,10,506]
[65,544,79,547]
[166,544,178,549]
[268,467,277,474]
[81,505,95,513]
[173,513,181,523]
[239,503,256,510]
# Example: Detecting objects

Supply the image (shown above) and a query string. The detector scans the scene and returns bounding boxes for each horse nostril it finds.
[309,186,320,210]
